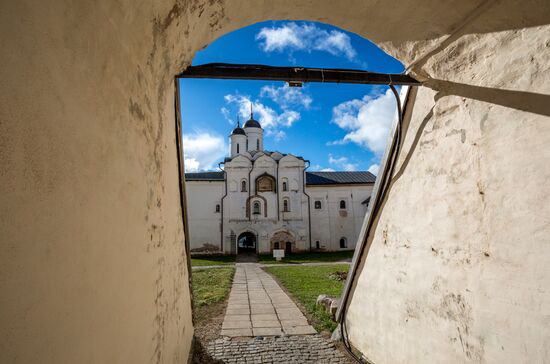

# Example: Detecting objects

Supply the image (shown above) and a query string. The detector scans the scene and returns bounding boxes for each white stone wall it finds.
[223,152,310,254]
[185,180,223,252]
[244,126,263,152]
[308,185,373,251]
[344,23,550,364]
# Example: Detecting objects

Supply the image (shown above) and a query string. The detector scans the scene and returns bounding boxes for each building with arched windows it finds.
[185,114,376,254]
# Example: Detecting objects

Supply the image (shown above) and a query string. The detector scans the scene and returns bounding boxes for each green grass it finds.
[192,267,235,307]
[264,264,350,333]
[191,255,236,266]
[259,251,353,264]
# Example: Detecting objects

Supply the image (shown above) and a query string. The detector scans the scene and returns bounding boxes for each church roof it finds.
[305,171,376,185]
[231,126,246,135]
[185,171,376,185]
[185,171,224,181]
[244,117,261,128]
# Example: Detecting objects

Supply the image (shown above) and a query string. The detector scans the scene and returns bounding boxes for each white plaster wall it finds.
[185,181,223,251]
[230,133,247,157]
[245,127,263,151]
[308,185,373,251]
[222,153,309,253]
[345,22,550,364]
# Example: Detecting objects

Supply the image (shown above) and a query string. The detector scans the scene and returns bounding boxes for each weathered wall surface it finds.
[0,1,205,362]
[344,12,550,364]
[1,0,549,363]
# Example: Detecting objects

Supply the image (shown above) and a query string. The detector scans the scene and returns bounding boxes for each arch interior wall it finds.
[1,0,549,363]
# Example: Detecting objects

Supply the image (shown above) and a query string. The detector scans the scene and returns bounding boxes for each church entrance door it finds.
[237,232,256,255]
[285,242,292,254]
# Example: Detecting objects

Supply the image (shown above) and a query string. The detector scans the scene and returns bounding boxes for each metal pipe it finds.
[303,160,312,252]
[177,63,422,86]
[218,161,228,253]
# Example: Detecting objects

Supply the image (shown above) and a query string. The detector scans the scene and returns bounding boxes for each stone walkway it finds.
[221,263,316,337]
[207,335,351,363]
[192,261,351,270]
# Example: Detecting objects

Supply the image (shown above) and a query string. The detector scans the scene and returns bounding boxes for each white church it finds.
[185,112,376,255]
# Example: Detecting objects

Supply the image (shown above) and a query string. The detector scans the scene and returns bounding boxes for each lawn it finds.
[192,267,235,308]
[264,264,350,333]
[191,255,236,266]
[259,250,353,264]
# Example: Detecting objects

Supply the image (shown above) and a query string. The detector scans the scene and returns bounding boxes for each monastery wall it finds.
[186,180,224,252]
[307,185,373,251]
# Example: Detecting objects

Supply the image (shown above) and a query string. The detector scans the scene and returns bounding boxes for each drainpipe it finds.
[276,160,280,221]
[248,162,253,221]
[219,162,227,253]
[303,160,312,251]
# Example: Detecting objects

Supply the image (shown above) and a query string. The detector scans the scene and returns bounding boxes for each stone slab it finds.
[251,314,278,322]
[224,314,250,322]
[222,320,252,329]
[220,328,253,337]
[252,327,284,336]
[283,325,317,335]
[280,319,309,327]
[252,320,281,328]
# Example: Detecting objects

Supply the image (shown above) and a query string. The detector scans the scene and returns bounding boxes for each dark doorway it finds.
[238,232,257,254]
[285,241,292,254]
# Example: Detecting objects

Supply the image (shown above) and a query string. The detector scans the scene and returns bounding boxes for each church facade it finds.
[185,114,376,255]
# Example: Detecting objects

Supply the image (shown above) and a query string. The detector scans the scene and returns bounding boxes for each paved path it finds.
[207,335,351,363]
[221,263,316,337]
[192,261,351,270]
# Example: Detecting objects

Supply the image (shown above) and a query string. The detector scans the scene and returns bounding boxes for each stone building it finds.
[185,114,375,254]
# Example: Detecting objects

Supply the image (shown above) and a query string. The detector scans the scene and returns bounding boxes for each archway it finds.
[237,231,257,254]
[270,230,295,253]
[3,1,548,363]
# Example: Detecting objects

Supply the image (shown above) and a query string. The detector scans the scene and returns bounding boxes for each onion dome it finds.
[231,116,246,135]
[244,117,261,128]
[244,105,262,128]
[231,126,246,135]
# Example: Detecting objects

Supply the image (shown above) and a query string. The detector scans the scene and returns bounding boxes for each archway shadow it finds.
[426,79,550,117]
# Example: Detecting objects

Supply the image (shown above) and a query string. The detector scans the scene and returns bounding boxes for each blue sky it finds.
[179,21,403,174]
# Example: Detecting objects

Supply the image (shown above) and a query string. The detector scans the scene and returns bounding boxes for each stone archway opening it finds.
[2,1,547,363]
[237,231,257,255]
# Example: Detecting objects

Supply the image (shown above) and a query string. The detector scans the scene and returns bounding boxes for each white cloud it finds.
[331,89,396,153]
[367,163,380,175]
[328,154,358,171]
[265,129,287,141]
[256,22,357,61]
[260,84,312,110]
[182,132,226,172]
[224,94,301,130]
[320,168,335,172]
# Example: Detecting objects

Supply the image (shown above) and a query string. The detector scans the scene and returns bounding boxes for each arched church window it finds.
[237,144,239,153]
[241,180,247,192]
[282,181,288,191]
[283,198,290,212]
[256,174,275,192]
[256,139,259,150]
[215,204,220,213]
[340,237,347,248]
[314,201,322,209]
[340,200,346,209]
[253,201,261,215]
